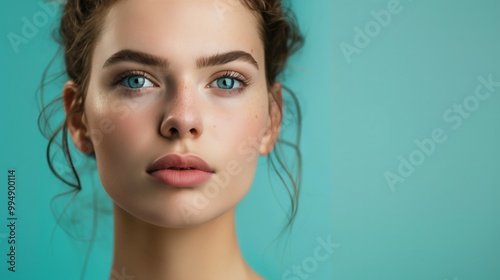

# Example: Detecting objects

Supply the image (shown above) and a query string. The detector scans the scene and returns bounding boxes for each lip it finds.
[147,153,214,187]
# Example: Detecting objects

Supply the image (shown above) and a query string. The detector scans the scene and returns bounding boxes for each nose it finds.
[159,87,203,140]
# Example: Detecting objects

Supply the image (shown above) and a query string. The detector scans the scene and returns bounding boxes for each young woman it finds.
[41,0,303,279]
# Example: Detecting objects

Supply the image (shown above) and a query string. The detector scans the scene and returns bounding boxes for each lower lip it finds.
[149,169,213,187]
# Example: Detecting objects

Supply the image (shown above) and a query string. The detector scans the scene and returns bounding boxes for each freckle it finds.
[255,114,257,119]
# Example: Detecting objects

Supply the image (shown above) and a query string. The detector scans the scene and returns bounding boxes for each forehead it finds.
[95,0,263,66]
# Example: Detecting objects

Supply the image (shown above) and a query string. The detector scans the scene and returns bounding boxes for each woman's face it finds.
[68,0,281,227]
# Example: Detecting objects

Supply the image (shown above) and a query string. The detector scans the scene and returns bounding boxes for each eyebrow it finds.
[103,49,169,69]
[196,51,259,69]
[102,49,259,70]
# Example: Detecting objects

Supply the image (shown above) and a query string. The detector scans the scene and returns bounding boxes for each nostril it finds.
[169,127,179,137]
[160,118,202,139]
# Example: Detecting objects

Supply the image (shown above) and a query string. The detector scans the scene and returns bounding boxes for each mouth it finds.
[147,153,214,173]
[168,167,196,170]
[147,153,214,187]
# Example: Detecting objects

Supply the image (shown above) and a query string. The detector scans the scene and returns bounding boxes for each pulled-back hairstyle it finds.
[39,0,304,254]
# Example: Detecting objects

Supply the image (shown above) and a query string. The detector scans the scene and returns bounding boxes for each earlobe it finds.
[259,82,283,155]
[63,80,94,154]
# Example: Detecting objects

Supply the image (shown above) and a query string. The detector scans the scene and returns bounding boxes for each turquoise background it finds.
[1,0,500,280]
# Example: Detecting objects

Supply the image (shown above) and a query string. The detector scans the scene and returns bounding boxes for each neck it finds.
[110,204,262,280]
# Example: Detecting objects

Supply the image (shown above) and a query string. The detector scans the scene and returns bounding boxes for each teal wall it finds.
[1,0,499,280]
[330,0,500,279]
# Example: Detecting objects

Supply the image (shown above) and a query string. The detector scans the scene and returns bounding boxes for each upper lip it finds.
[147,153,214,173]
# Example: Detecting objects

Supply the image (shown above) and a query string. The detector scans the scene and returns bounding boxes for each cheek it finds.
[214,103,269,184]
[81,87,271,227]
[215,100,269,163]
[84,96,156,188]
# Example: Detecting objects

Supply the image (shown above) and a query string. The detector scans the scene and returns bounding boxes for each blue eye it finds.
[119,75,155,89]
[212,77,242,90]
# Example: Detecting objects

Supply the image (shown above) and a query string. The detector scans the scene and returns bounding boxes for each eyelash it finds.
[111,70,251,95]
[112,70,156,93]
[208,71,251,94]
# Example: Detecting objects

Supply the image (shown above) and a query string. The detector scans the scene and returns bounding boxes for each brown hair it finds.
[40,0,303,240]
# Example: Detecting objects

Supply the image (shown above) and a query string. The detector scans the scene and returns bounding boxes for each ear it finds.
[259,82,283,155]
[63,80,94,154]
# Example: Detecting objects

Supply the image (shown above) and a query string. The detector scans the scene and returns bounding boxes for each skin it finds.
[63,0,282,279]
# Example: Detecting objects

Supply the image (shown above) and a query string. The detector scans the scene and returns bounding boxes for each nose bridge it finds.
[160,82,203,139]
[171,83,196,116]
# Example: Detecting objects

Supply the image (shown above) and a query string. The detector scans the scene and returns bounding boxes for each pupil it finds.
[129,76,144,88]
[218,78,234,89]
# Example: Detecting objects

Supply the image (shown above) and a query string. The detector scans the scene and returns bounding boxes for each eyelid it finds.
[112,70,158,87]
[208,70,251,87]
[111,69,251,95]
[206,71,252,95]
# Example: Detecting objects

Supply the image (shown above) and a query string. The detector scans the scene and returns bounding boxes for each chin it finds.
[104,169,251,229]
[114,194,235,229]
